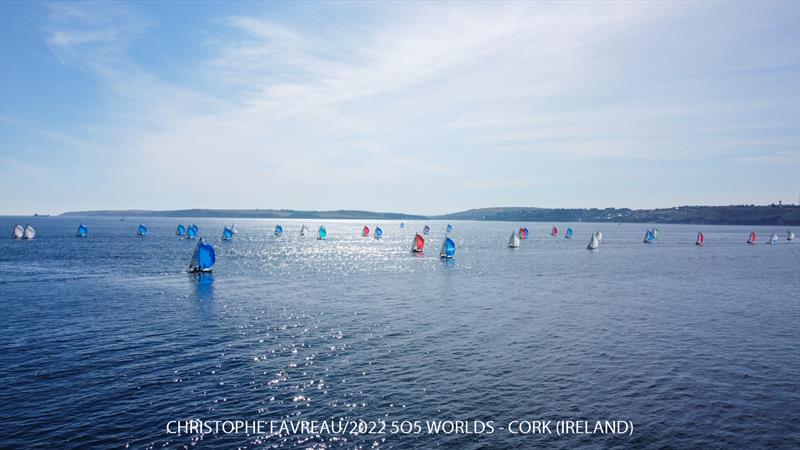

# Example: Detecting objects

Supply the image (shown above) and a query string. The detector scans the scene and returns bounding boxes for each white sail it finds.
[190,241,200,268]
[788,231,795,241]
[595,231,603,242]
[12,224,24,239]
[769,234,778,245]
[300,225,308,236]
[587,235,599,250]
[508,232,520,248]
[231,224,238,234]
[23,225,35,239]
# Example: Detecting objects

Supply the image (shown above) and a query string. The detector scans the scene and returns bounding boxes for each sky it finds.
[0,1,798,215]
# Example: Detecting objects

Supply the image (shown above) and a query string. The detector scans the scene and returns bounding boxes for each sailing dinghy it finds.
[23,225,36,240]
[176,224,186,236]
[508,232,520,248]
[362,226,369,237]
[222,227,234,241]
[788,231,795,241]
[587,234,599,250]
[747,231,756,244]
[440,237,455,259]
[317,226,327,240]
[374,227,383,239]
[300,225,309,236]
[137,224,147,237]
[275,225,283,237]
[447,224,454,233]
[186,224,198,240]
[411,233,424,252]
[595,231,603,242]
[12,224,24,239]
[551,227,558,236]
[77,224,88,238]
[423,225,430,235]
[519,227,528,240]
[696,232,704,246]
[565,228,574,239]
[643,229,655,244]
[189,238,216,273]
[768,234,778,245]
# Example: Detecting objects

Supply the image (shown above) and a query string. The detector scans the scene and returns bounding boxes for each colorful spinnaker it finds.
[77,224,88,238]
[423,225,430,235]
[189,238,215,273]
[696,232,704,246]
[222,227,234,241]
[318,226,327,240]
[440,237,455,259]
[769,234,778,245]
[643,229,655,243]
[374,227,383,239]
[137,224,147,237]
[411,233,424,252]
[447,224,453,233]
[519,227,528,240]
[23,225,35,240]
[176,224,186,236]
[275,225,283,236]
[300,225,309,236]
[551,227,558,236]
[187,224,198,240]
[508,232,520,248]
[565,227,573,239]
[362,226,370,237]
[747,231,756,244]
[12,224,24,239]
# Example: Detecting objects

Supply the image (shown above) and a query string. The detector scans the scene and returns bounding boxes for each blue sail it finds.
[275,225,283,236]
[197,240,216,271]
[137,224,147,236]
[565,227,573,239]
[187,225,198,239]
[375,227,383,238]
[644,229,655,242]
[77,224,88,237]
[423,225,430,235]
[441,237,456,258]
[447,224,453,233]
[176,224,186,236]
[222,227,233,240]
[318,226,327,240]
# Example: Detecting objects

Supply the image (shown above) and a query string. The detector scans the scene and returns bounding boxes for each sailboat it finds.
[565,227,573,239]
[519,227,528,240]
[551,226,558,237]
[400,222,405,229]
[362,226,370,237]
[653,228,661,238]
[587,234,599,250]
[423,225,430,235]
[788,231,795,241]
[300,225,309,236]
[318,226,327,240]
[222,227,234,241]
[696,232,704,246]
[23,225,36,240]
[747,231,756,244]
[411,233,425,252]
[275,225,283,237]
[12,224,24,239]
[188,238,216,273]
[76,224,88,238]
[643,229,655,244]
[186,224,198,240]
[768,234,778,245]
[508,231,520,248]
[447,224,453,233]
[176,224,186,236]
[374,227,383,239]
[440,236,455,259]
[595,231,603,242]
[231,224,238,235]
[137,224,147,237]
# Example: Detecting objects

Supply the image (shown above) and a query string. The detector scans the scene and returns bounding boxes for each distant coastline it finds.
[54,205,800,226]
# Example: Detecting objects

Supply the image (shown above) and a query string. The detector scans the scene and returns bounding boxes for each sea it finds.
[0,216,798,449]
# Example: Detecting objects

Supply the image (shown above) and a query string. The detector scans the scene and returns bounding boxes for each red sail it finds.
[362,226,369,236]
[414,234,425,251]
[749,231,756,243]
[552,227,558,236]
[519,228,527,239]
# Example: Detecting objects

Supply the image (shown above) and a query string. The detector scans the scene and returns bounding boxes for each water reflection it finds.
[193,273,215,302]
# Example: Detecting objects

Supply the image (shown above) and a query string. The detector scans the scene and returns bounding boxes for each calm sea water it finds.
[0,216,798,449]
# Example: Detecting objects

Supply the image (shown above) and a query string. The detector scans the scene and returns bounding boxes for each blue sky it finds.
[1,1,798,215]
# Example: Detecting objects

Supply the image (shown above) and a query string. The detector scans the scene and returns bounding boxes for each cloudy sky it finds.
[1,1,798,215]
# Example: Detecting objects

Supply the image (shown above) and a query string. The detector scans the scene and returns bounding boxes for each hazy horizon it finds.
[2,1,799,215]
